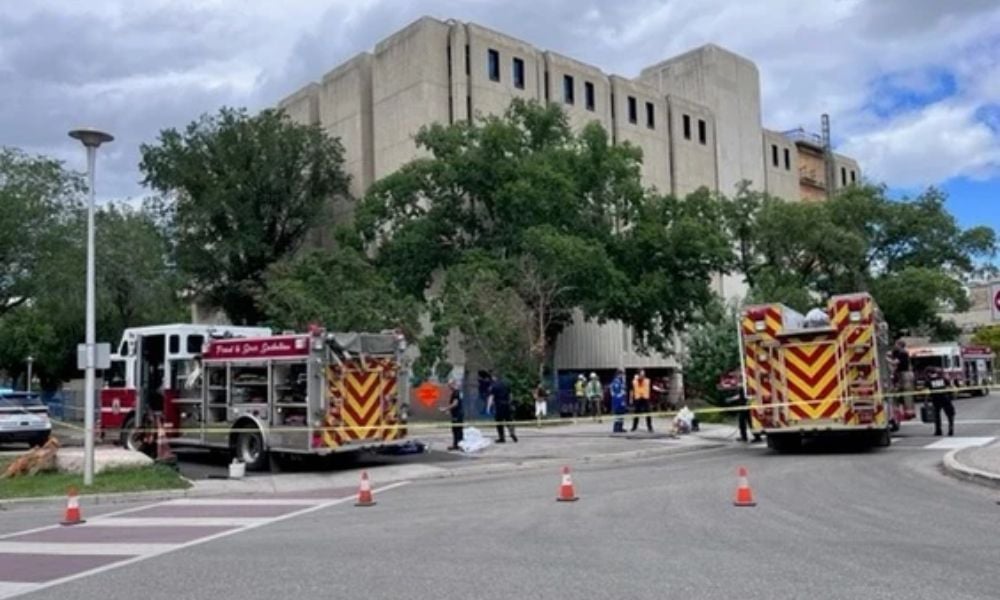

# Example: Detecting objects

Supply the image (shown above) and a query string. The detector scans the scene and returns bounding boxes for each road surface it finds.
[1,393,998,600]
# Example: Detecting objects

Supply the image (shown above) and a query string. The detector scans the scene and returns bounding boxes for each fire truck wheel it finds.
[120,415,150,456]
[873,428,891,448]
[233,429,269,472]
[766,433,800,453]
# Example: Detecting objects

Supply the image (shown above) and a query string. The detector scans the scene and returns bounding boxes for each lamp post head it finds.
[69,128,114,148]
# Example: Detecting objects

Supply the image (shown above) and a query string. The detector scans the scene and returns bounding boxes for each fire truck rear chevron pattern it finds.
[322,357,404,448]
[742,293,891,434]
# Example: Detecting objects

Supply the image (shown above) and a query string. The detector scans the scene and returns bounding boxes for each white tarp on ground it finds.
[57,448,153,474]
[458,427,492,453]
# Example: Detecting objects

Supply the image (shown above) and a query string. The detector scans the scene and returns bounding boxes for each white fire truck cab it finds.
[907,343,995,396]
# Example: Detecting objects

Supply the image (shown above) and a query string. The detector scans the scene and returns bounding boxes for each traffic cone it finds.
[355,471,376,507]
[733,466,756,507]
[60,486,85,526]
[155,416,176,466]
[556,466,579,502]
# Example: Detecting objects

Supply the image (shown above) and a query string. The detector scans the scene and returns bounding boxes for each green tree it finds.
[139,107,350,324]
[258,243,420,337]
[358,99,732,374]
[971,324,1000,356]
[0,147,83,317]
[728,185,996,337]
[682,300,741,406]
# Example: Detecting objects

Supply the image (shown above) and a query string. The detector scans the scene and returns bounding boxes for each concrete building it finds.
[275,16,862,385]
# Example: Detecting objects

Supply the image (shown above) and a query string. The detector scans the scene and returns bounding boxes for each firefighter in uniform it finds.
[488,373,518,443]
[440,379,464,450]
[630,369,653,433]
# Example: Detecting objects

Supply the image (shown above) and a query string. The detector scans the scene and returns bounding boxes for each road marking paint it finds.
[77,517,267,527]
[165,498,329,506]
[923,437,996,450]
[0,481,410,600]
[0,542,173,556]
[0,584,36,598]
[0,499,182,542]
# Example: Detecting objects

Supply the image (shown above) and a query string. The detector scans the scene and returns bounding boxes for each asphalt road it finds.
[3,393,999,600]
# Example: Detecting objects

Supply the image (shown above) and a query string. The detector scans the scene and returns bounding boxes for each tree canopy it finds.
[139,107,350,324]
[725,184,996,337]
[357,99,733,384]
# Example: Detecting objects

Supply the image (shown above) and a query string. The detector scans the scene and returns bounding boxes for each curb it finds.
[941,448,1000,489]
[0,441,725,510]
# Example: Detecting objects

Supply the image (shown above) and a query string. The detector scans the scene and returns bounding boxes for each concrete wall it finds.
[667,95,718,197]
[277,82,320,126]
[542,51,612,132]
[371,17,452,180]
[465,23,544,120]
[318,53,374,205]
[610,76,670,193]
[762,129,799,201]
[640,44,764,197]
[833,153,861,190]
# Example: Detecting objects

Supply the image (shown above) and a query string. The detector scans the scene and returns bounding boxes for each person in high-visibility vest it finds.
[630,369,653,432]
[573,374,586,417]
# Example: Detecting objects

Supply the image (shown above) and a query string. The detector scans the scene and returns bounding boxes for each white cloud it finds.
[1,0,1000,198]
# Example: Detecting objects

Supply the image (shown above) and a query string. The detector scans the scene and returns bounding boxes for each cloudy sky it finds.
[2,0,998,233]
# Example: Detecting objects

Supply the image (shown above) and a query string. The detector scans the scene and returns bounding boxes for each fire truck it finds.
[907,343,995,396]
[739,293,902,451]
[102,324,410,470]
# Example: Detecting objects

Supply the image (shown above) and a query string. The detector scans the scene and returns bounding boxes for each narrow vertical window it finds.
[850,170,856,183]
[465,44,470,75]
[784,148,791,170]
[841,167,847,186]
[563,74,574,105]
[683,114,691,140]
[487,49,500,82]
[645,102,655,129]
[584,81,595,111]
[512,57,525,89]
[772,144,779,167]
[544,71,549,101]
[627,96,637,124]
[698,119,707,144]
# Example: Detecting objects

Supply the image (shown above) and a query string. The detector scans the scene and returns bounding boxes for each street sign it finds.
[992,283,1000,322]
[77,343,111,370]
[415,381,440,408]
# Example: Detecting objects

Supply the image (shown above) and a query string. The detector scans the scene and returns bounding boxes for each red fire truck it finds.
[102,324,410,470]
[907,343,995,396]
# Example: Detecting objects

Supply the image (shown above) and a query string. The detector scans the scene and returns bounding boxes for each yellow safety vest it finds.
[633,377,650,400]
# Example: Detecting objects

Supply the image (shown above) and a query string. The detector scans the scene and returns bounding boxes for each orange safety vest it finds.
[632,377,650,400]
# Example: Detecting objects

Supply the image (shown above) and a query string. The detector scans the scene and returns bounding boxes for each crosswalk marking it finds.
[922,436,996,450]
[0,542,175,556]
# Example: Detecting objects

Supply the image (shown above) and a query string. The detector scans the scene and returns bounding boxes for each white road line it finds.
[164,498,323,506]
[922,437,995,450]
[88,517,267,527]
[0,499,182,542]
[0,542,175,556]
[0,481,410,600]
[0,584,36,599]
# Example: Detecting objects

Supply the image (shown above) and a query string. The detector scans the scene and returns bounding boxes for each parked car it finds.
[0,391,52,448]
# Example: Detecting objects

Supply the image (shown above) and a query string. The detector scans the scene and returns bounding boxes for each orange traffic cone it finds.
[355,471,376,507]
[556,466,579,502]
[60,486,85,526]
[733,466,756,507]
[155,416,176,466]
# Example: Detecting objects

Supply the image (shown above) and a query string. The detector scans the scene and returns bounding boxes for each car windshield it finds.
[0,393,44,409]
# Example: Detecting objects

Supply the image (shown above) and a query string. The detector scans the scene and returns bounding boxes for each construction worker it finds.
[925,366,956,437]
[610,369,627,433]
[487,372,518,443]
[439,379,464,450]
[630,369,653,433]
[585,372,603,421]
[574,374,586,417]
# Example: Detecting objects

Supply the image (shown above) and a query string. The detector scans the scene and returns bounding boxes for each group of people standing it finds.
[889,339,956,437]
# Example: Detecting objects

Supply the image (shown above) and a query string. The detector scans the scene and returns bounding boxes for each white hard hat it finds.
[589,372,597,378]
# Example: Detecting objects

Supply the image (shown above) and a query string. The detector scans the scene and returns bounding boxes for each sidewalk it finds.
[943,441,1000,488]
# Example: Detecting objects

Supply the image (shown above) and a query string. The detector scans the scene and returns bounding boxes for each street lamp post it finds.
[68,128,114,486]
[26,355,34,394]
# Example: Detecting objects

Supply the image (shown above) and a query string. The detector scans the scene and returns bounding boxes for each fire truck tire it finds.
[766,433,800,453]
[873,428,891,448]
[120,415,151,456]
[233,429,269,472]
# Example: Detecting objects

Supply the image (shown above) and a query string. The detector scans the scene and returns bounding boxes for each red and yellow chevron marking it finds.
[782,342,844,421]
[319,358,407,448]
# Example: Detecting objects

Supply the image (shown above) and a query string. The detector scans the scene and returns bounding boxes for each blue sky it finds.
[1,0,998,254]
